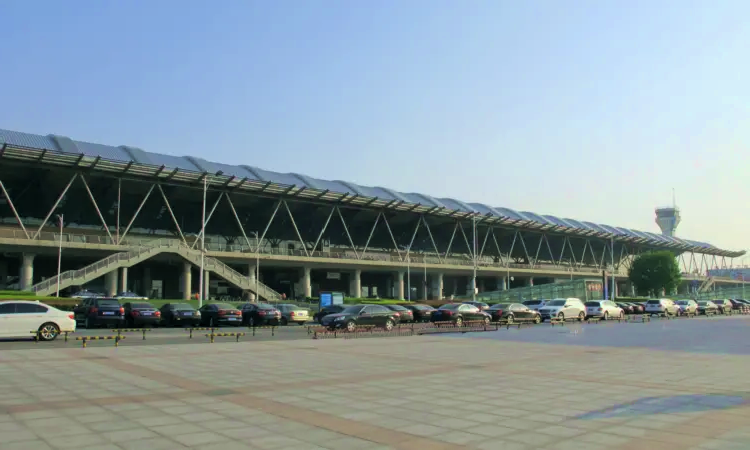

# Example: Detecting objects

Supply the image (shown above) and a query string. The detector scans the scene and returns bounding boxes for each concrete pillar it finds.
[204,270,210,300]
[349,269,361,298]
[105,270,118,297]
[182,262,192,300]
[301,267,312,299]
[497,277,507,291]
[0,260,8,289]
[431,273,444,300]
[120,267,128,294]
[395,271,404,300]
[452,278,458,296]
[143,267,152,298]
[20,253,35,291]
[385,277,393,299]
[248,264,257,284]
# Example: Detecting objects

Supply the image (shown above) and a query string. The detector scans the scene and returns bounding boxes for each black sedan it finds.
[385,305,414,323]
[403,304,435,322]
[697,301,718,315]
[431,303,490,326]
[487,303,541,323]
[123,302,161,327]
[238,303,281,326]
[314,305,346,323]
[159,303,201,326]
[320,304,397,332]
[616,303,635,314]
[198,303,243,327]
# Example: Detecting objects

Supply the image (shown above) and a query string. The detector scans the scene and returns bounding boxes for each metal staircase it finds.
[698,277,715,293]
[30,239,281,300]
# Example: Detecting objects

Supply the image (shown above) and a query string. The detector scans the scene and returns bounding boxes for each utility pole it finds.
[198,177,207,307]
[56,214,63,297]
[472,215,477,302]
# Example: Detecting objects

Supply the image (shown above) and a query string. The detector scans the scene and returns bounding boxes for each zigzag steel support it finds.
[225,194,252,249]
[256,200,281,253]
[191,192,225,250]
[443,222,458,260]
[559,236,569,264]
[566,237,579,267]
[405,217,422,260]
[506,231,518,267]
[490,228,505,265]
[80,175,114,244]
[283,200,310,257]
[459,223,474,258]
[311,207,336,254]
[600,241,609,270]
[33,173,78,240]
[478,225,491,259]
[420,215,442,263]
[156,184,187,245]
[118,184,155,244]
[587,240,599,270]
[542,234,557,266]
[517,232,532,266]
[0,179,30,239]
[531,233,544,268]
[335,206,358,259]
[578,240,589,268]
[381,214,403,261]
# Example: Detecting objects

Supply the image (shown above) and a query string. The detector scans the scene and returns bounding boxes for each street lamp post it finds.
[253,231,260,302]
[56,214,63,297]
[198,177,207,307]
[472,215,477,302]
[406,252,411,301]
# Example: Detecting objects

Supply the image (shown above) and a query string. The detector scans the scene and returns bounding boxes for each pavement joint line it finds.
[62,345,470,449]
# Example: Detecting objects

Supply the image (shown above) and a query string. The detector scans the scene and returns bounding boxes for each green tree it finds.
[628,251,682,296]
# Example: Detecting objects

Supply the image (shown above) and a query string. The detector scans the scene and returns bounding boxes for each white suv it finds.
[538,298,586,322]
[584,300,624,320]
[644,299,680,316]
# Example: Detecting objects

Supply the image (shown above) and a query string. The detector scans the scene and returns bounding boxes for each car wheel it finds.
[483,316,491,325]
[384,320,395,331]
[280,317,288,326]
[38,322,60,341]
[506,314,514,324]
[603,312,609,321]
[534,315,541,324]
[346,321,356,332]
[455,317,464,327]
[619,312,624,320]
[558,312,565,321]
[577,312,585,322]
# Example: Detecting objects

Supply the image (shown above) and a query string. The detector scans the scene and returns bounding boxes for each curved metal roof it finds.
[0,128,741,256]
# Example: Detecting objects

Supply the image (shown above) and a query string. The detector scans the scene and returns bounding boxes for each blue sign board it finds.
[319,292,344,308]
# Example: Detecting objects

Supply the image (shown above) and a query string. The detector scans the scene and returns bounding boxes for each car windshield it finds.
[676,301,689,305]
[172,304,194,311]
[523,301,542,306]
[697,302,708,306]
[341,305,364,314]
[489,304,509,310]
[212,303,235,310]
[98,300,120,307]
[389,305,408,311]
[584,302,601,307]
[257,304,276,310]
[131,303,153,309]
[546,300,566,306]
[439,304,461,310]
[647,300,661,305]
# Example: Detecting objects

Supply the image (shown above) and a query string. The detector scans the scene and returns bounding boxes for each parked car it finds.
[585,300,624,320]
[728,299,747,311]
[123,302,161,327]
[0,301,76,341]
[385,305,414,323]
[198,303,243,327]
[314,305,346,323]
[627,302,645,314]
[464,301,490,311]
[115,291,149,301]
[276,304,310,325]
[644,299,680,316]
[488,303,541,324]
[616,302,634,314]
[159,303,201,326]
[696,301,718,315]
[73,298,124,328]
[237,303,281,326]
[403,304,435,322]
[320,304,398,331]
[712,299,733,314]
[70,289,104,299]
[522,299,547,311]
[538,298,586,322]
[431,303,491,326]
[675,299,698,315]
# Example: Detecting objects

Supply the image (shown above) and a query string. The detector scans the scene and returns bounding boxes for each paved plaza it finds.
[0,317,749,450]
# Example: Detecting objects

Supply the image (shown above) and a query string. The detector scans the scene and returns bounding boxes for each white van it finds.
[538,298,586,322]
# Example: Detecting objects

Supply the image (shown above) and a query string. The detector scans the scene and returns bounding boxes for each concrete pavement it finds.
[0,317,749,449]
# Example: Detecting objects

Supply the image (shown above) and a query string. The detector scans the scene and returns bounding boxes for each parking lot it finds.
[0,315,748,449]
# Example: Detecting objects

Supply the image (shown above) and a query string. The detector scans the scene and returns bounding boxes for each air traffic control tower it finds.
[655,206,681,237]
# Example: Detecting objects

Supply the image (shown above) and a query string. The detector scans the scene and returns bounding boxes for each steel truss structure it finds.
[0,146,742,277]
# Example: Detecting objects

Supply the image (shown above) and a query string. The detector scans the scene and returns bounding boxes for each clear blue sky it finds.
[1,0,748,255]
